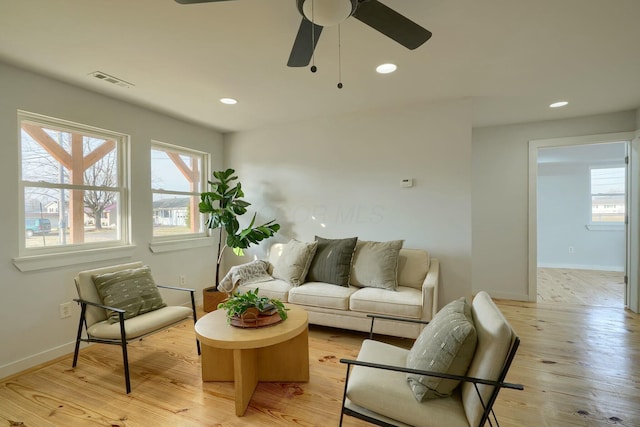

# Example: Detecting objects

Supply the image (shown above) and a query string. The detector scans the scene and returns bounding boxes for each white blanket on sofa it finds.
[217,260,273,293]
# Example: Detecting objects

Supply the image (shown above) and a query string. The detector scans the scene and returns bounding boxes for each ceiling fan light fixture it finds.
[301,0,357,27]
[376,63,397,74]
[220,97,238,105]
[549,101,568,108]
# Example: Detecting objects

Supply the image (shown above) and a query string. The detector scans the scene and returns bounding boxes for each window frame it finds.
[588,165,626,225]
[16,110,131,261]
[150,140,209,244]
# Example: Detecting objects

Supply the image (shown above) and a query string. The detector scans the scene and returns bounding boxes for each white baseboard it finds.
[0,341,77,380]
[538,263,625,272]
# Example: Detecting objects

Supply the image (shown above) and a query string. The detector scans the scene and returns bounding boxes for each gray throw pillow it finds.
[306,236,358,287]
[92,266,167,324]
[271,239,319,286]
[406,297,477,400]
[350,240,403,290]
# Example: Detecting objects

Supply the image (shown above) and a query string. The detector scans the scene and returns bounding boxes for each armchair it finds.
[72,262,200,393]
[339,291,522,427]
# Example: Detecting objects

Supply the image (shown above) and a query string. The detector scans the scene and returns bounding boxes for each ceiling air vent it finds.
[89,71,134,88]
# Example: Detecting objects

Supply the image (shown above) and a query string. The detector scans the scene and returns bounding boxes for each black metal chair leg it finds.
[118,312,131,394]
[72,303,87,367]
[189,290,201,355]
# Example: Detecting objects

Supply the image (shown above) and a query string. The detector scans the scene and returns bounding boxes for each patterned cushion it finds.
[350,240,403,290]
[406,297,477,400]
[306,236,358,286]
[271,239,318,286]
[92,266,167,324]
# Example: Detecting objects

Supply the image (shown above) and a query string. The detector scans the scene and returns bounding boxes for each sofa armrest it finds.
[422,258,439,320]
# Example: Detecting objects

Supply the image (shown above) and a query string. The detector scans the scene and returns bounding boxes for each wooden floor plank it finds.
[1,299,638,426]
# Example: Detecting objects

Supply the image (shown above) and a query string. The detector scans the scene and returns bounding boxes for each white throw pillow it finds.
[350,240,403,290]
[272,239,318,286]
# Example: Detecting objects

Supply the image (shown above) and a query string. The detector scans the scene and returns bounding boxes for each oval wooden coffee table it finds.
[195,305,309,416]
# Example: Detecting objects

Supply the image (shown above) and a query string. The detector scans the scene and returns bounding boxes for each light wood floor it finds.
[537,268,625,308]
[1,302,639,426]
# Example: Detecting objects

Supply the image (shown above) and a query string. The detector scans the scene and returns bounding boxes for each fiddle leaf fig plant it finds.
[199,168,280,286]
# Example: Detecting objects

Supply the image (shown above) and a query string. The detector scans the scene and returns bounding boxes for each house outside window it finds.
[18,111,129,255]
[590,167,625,223]
[151,141,207,239]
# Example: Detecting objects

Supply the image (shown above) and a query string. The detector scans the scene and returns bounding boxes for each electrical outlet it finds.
[569,246,575,253]
[179,275,186,286]
[59,302,72,319]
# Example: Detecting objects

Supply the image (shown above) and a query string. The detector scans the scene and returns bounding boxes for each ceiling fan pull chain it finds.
[310,0,317,73]
[337,24,343,89]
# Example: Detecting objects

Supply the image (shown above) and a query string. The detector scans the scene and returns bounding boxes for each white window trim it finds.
[150,140,210,248]
[588,164,626,226]
[15,110,131,270]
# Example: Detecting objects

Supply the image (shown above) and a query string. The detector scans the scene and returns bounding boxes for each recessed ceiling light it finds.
[220,98,238,105]
[549,101,568,108]
[376,63,397,74]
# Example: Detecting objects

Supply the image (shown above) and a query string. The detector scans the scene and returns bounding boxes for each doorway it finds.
[528,132,637,311]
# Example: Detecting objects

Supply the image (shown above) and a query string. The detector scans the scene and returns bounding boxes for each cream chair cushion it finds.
[461,291,515,427]
[346,339,470,427]
[87,306,193,340]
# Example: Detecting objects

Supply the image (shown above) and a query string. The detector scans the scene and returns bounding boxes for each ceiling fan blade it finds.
[175,0,234,4]
[353,0,432,50]
[287,18,323,67]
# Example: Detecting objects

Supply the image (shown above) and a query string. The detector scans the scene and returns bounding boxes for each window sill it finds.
[149,237,213,253]
[13,245,136,272]
[585,224,625,231]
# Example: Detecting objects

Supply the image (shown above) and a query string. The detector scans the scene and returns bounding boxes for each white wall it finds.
[472,111,637,300]
[0,62,223,378]
[537,162,625,271]
[224,100,473,307]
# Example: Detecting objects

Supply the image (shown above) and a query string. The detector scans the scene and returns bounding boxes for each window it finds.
[19,111,129,255]
[590,167,625,223]
[151,142,207,239]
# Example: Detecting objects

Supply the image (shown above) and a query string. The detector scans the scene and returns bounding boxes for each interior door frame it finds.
[528,131,637,312]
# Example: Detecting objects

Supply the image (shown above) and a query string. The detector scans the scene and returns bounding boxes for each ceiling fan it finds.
[174,0,432,67]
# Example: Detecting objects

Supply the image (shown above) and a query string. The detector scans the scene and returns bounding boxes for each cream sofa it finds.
[234,242,439,339]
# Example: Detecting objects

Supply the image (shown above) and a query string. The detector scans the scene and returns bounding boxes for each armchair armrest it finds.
[156,284,195,293]
[366,314,429,339]
[73,298,125,313]
[339,358,523,391]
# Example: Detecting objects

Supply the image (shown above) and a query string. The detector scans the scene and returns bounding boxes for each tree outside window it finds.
[19,111,128,252]
[151,142,207,238]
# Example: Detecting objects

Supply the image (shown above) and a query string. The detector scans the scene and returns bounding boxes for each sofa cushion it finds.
[306,236,358,287]
[406,297,477,401]
[236,278,292,302]
[351,240,404,290]
[350,286,423,319]
[92,266,167,324]
[397,249,430,289]
[272,239,318,286]
[288,283,359,310]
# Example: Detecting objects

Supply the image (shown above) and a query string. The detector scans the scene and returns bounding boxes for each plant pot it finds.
[203,287,227,312]
[240,307,260,323]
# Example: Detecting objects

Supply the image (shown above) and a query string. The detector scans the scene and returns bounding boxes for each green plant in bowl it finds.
[218,288,288,323]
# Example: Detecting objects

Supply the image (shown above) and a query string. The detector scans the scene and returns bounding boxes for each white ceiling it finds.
[1,0,639,133]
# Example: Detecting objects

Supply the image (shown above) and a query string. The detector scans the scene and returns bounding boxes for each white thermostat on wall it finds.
[401,178,413,188]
